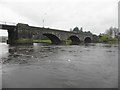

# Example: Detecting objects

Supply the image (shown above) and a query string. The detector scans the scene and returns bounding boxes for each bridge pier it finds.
[7,29,17,44]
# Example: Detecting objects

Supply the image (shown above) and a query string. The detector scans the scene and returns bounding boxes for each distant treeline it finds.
[98,27,119,44]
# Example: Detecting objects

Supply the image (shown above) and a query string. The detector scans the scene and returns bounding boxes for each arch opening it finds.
[84,37,92,43]
[68,35,81,45]
[0,30,8,43]
[43,33,61,44]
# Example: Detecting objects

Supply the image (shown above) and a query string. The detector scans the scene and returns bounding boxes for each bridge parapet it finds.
[17,23,29,30]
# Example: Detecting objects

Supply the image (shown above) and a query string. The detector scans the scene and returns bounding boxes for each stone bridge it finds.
[0,23,98,45]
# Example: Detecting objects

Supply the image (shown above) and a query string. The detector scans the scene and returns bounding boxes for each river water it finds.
[0,43,118,88]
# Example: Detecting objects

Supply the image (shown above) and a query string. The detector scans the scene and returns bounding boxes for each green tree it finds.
[100,34,111,42]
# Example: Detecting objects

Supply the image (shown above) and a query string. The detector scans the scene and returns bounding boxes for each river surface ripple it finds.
[0,43,118,88]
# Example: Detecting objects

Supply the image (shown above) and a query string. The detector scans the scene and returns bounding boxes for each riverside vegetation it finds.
[99,34,118,44]
[15,38,72,45]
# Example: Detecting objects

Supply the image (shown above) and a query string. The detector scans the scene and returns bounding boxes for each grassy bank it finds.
[15,38,73,45]
[33,40,52,43]
[62,40,72,45]
[16,39,52,44]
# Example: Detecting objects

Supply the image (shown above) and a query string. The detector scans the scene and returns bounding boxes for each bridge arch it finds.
[68,35,81,45]
[43,33,61,44]
[84,37,92,43]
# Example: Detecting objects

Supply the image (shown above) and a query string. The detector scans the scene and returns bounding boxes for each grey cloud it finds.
[0,0,118,35]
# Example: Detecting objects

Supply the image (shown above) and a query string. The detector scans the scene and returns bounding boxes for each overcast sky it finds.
[0,0,119,36]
